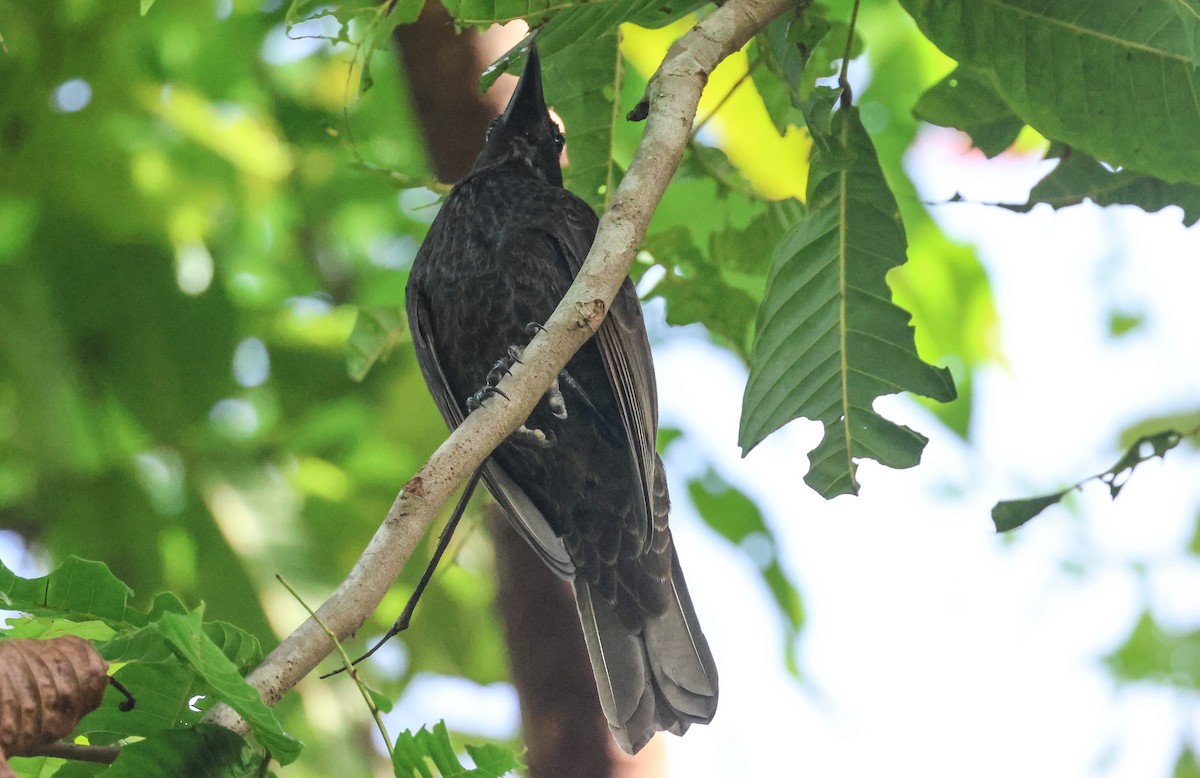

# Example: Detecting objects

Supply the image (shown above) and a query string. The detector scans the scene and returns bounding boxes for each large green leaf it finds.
[899,0,1200,185]
[739,108,956,497]
[76,662,203,745]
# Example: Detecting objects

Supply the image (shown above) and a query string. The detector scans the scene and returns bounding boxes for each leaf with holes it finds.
[899,0,1200,185]
[991,429,1187,531]
[1003,150,1200,227]
[739,109,956,497]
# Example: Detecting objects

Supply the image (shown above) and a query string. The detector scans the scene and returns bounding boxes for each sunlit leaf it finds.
[0,557,142,629]
[76,662,203,744]
[348,306,409,382]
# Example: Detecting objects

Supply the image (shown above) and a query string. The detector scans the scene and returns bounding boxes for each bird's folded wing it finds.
[542,194,661,557]
[406,286,575,578]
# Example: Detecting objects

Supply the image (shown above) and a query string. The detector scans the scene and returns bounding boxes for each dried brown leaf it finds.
[0,636,110,770]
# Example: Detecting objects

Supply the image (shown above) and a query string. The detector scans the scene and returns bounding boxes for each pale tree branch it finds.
[204,0,796,734]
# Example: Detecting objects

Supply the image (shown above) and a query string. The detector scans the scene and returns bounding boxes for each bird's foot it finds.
[466,324,571,444]
[465,348,522,411]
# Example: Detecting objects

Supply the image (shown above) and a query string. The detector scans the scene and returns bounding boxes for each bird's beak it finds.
[498,44,547,128]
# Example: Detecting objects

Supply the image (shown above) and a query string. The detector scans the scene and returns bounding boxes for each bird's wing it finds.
[406,278,575,578]
[542,194,661,555]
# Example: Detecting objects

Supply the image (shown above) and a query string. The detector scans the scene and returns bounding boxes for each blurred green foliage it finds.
[0,1,505,773]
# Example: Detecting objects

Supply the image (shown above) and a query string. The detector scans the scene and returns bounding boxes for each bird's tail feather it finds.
[573,548,718,754]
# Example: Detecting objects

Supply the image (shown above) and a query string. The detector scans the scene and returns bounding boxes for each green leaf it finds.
[347,306,408,382]
[156,608,302,765]
[1105,610,1200,689]
[442,0,559,24]
[76,662,203,744]
[1107,310,1144,337]
[688,470,804,676]
[913,66,1024,157]
[899,0,1200,185]
[751,11,835,134]
[391,721,522,777]
[645,229,760,358]
[990,490,1071,532]
[1176,746,1200,778]
[0,616,116,642]
[992,429,1187,531]
[9,755,73,777]
[1003,151,1200,227]
[0,556,142,629]
[139,0,156,15]
[752,4,860,136]
[100,724,256,777]
[203,620,265,674]
[542,34,622,211]
[739,108,957,497]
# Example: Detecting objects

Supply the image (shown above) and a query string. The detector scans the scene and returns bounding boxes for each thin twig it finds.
[275,575,394,757]
[28,741,121,765]
[837,0,861,110]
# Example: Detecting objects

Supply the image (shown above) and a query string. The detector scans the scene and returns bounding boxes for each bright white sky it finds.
[396,126,1200,777]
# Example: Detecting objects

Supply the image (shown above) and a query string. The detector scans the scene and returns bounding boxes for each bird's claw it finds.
[466,384,509,412]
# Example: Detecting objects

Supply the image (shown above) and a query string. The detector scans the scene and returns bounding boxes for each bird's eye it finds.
[551,125,565,153]
[485,117,500,141]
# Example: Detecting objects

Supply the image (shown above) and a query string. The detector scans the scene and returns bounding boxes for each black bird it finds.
[405,45,718,754]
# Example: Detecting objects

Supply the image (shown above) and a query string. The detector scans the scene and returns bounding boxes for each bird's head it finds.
[472,45,565,186]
